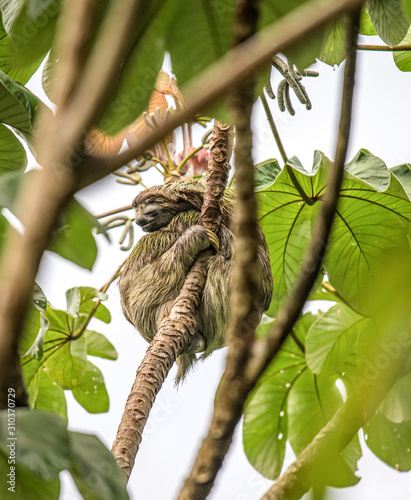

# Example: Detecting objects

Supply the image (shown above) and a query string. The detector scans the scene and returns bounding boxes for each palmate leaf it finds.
[318,20,346,67]
[287,370,361,487]
[257,150,411,315]
[305,303,370,377]
[243,313,309,479]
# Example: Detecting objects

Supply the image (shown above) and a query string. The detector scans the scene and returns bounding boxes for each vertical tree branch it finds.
[178,1,260,498]
[111,121,232,479]
[179,6,362,499]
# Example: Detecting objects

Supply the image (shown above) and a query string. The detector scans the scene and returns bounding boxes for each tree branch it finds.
[178,0,260,497]
[77,0,365,189]
[178,5,362,499]
[111,121,232,479]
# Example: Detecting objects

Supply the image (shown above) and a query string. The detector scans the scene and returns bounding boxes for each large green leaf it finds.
[49,199,104,270]
[255,159,281,191]
[393,27,411,71]
[364,412,411,471]
[243,313,310,479]
[379,371,411,423]
[367,0,410,47]
[287,370,361,487]
[166,0,234,87]
[305,304,369,376]
[1,0,61,66]
[360,8,378,36]
[69,432,129,500]
[72,361,109,413]
[99,1,172,135]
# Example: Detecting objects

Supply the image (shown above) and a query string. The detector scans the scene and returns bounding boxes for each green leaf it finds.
[255,159,281,191]
[393,27,411,71]
[42,312,88,389]
[345,149,390,192]
[0,409,71,481]
[325,168,411,314]
[0,124,26,172]
[166,0,234,88]
[243,314,310,479]
[33,282,47,311]
[65,287,81,317]
[0,453,60,500]
[72,361,109,413]
[318,20,346,67]
[99,1,172,135]
[49,199,102,270]
[25,313,49,359]
[0,21,42,83]
[360,8,378,35]
[404,0,411,18]
[19,303,41,356]
[85,330,117,360]
[287,371,361,487]
[306,304,369,376]
[0,69,42,137]
[364,412,411,471]
[66,286,112,323]
[69,432,129,500]
[1,0,61,66]
[367,0,410,47]
[29,368,67,422]
[391,163,411,197]
[257,151,330,314]
[379,371,411,423]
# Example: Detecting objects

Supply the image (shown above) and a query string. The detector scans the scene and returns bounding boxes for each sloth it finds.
[119,178,273,381]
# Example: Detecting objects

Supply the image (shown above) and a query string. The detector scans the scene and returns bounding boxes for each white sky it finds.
[28,35,411,500]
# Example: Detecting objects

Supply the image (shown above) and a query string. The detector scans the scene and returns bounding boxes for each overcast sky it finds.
[29,35,411,500]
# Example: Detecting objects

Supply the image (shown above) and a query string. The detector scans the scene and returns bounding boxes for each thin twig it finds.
[96,205,133,219]
[357,44,411,51]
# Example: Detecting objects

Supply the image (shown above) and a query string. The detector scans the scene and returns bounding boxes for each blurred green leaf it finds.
[166,0,234,88]
[367,0,410,47]
[69,432,129,500]
[72,361,109,413]
[365,412,411,471]
[0,409,71,481]
[0,453,60,500]
[1,0,61,66]
[99,1,172,135]
[379,371,411,423]
[85,330,117,360]
[0,21,42,83]
[0,124,26,171]
[49,200,104,270]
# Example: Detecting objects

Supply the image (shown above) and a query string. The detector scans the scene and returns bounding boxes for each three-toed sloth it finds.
[119,179,273,381]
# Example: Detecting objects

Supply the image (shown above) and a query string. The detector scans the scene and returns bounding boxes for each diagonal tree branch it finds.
[178,5,362,499]
[111,121,232,479]
[78,0,365,189]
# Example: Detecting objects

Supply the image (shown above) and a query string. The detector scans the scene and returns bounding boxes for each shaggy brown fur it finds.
[119,178,273,381]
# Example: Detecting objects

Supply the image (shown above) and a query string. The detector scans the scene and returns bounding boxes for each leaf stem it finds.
[260,93,314,206]
[357,44,411,51]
